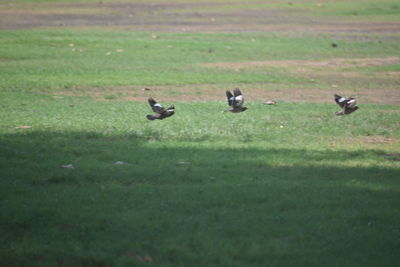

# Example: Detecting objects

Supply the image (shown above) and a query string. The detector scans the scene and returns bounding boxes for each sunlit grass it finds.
[1,90,399,266]
[1,30,399,92]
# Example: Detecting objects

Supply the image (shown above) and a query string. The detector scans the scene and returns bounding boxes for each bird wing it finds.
[156,109,175,120]
[334,94,347,108]
[345,98,357,109]
[148,98,165,113]
[164,109,175,118]
[226,91,234,106]
[233,89,244,107]
[344,106,359,115]
[146,114,159,120]
[164,106,175,118]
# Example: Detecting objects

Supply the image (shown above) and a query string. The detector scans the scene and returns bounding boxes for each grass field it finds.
[1,0,400,266]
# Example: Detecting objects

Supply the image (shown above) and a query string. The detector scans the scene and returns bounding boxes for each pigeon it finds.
[225,88,247,113]
[334,94,359,116]
[146,98,175,120]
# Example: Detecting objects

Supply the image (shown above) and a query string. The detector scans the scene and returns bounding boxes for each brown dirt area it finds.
[1,1,400,33]
[200,57,400,105]
[57,83,400,106]
[204,57,400,70]
[57,56,400,105]
[329,135,400,151]
[2,1,399,105]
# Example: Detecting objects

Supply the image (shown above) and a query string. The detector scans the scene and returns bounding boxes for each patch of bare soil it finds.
[329,136,400,150]
[1,1,400,33]
[360,136,399,145]
[54,55,400,104]
[204,57,400,70]
[56,83,400,106]
[4,2,398,105]
[384,153,400,161]
[202,57,400,105]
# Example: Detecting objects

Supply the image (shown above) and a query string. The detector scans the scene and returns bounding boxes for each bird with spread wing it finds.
[146,98,175,120]
[225,88,247,113]
[334,94,359,116]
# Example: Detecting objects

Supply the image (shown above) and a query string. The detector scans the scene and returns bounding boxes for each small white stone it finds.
[61,164,74,169]
[176,161,190,166]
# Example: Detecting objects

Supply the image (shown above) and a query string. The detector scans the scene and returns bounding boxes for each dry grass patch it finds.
[204,57,400,70]
[360,135,399,145]
[203,57,400,105]
[57,57,400,105]
[1,1,400,32]
[55,84,400,106]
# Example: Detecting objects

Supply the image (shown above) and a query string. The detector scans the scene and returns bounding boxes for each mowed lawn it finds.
[1,92,399,266]
[1,0,400,266]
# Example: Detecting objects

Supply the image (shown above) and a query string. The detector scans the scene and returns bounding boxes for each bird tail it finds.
[146,115,157,120]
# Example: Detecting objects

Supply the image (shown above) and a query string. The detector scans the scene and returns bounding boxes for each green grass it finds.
[1,30,399,91]
[1,91,399,266]
[322,1,400,17]
[1,1,400,265]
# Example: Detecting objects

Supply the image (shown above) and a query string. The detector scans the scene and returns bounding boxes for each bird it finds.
[146,98,175,120]
[334,94,359,116]
[225,88,247,113]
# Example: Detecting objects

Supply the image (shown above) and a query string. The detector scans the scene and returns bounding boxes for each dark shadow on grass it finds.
[0,130,397,185]
[1,131,399,267]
